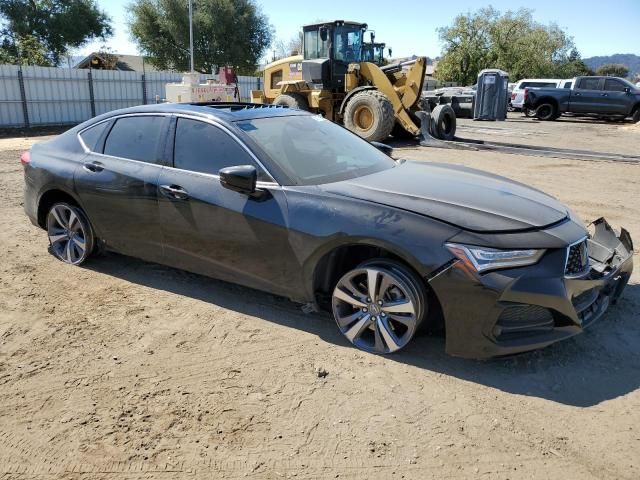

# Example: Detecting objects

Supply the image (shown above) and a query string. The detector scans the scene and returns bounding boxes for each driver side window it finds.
[173,118,269,180]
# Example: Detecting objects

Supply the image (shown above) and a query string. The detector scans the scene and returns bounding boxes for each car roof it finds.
[87,102,311,125]
[516,79,562,84]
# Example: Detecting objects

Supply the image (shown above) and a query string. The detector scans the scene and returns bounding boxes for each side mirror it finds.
[319,27,328,42]
[219,165,257,195]
[370,141,393,157]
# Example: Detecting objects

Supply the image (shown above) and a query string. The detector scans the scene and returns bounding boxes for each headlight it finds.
[445,243,545,273]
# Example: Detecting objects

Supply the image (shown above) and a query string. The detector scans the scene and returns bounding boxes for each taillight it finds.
[524,87,529,103]
[20,151,30,167]
[511,92,516,100]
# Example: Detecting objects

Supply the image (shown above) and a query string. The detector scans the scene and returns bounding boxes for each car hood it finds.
[321,161,568,233]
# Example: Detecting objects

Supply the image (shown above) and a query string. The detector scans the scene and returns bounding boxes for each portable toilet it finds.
[473,69,509,121]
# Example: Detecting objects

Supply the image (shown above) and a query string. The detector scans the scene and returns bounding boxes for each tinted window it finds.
[304,30,329,60]
[174,119,266,179]
[604,79,627,92]
[521,82,557,88]
[578,78,601,90]
[563,82,572,89]
[79,121,109,152]
[237,115,397,186]
[104,116,165,163]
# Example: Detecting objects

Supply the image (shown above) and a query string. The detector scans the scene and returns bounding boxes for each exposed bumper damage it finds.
[429,218,634,359]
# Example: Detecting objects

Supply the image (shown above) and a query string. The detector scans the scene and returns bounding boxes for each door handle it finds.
[83,161,104,173]
[601,93,608,97]
[160,184,189,200]
[574,93,581,96]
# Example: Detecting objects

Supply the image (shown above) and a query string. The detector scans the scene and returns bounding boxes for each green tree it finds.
[128,0,273,75]
[0,0,112,66]
[436,8,583,84]
[596,63,630,78]
[553,48,593,78]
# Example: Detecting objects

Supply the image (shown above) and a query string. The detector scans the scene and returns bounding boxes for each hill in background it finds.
[583,54,640,78]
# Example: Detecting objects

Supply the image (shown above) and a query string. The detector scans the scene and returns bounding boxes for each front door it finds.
[601,78,634,115]
[157,117,295,296]
[570,77,603,113]
[74,115,170,263]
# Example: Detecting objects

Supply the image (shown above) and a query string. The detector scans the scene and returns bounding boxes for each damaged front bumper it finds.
[429,218,634,359]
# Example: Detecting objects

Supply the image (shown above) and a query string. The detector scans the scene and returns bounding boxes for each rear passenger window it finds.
[564,82,572,89]
[604,79,627,92]
[104,116,166,163]
[79,121,109,152]
[578,78,601,90]
[173,118,268,179]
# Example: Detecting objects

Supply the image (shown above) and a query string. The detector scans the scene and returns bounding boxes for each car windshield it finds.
[236,115,397,186]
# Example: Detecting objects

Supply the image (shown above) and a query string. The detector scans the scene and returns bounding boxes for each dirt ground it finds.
[0,116,639,479]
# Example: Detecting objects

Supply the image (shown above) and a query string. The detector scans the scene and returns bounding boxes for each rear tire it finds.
[343,90,395,142]
[535,102,557,121]
[46,202,95,265]
[273,93,309,110]
[430,104,456,140]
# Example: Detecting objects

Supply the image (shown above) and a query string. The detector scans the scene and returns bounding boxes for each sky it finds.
[78,0,640,62]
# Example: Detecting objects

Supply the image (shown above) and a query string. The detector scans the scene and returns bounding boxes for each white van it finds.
[511,79,569,110]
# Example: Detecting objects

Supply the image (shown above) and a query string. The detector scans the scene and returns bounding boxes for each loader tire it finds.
[344,90,395,142]
[430,104,456,141]
[273,93,309,111]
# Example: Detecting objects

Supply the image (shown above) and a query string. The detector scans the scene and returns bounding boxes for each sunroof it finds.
[191,102,290,112]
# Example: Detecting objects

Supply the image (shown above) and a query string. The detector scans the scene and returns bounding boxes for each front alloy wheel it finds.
[47,202,94,265]
[332,260,425,354]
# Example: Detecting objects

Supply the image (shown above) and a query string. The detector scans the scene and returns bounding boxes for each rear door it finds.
[74,114,169,263]
[157,116,295,296]
[570,77,603,113]
[601,78,633,115]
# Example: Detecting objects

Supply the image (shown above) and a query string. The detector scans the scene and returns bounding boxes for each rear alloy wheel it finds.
[535,102,557,121]
[343,90,395,142]
[46,202,94,265]
[332,260,425,354]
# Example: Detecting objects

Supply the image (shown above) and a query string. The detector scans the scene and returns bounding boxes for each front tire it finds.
[343,90,395,142]
[331,259,426,354]
[46,202,95,265]
[632,106,640,123]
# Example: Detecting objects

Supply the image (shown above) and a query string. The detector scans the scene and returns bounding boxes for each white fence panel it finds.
[22,66,91,125]
[0,65,23,127]
[0,64,262,127]
[92,69,144,115]
[145,71,182,103]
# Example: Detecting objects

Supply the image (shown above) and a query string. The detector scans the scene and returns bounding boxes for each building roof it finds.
[73,53,161,72]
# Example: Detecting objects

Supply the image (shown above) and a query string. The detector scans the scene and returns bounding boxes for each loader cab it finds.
[302,20,367,91]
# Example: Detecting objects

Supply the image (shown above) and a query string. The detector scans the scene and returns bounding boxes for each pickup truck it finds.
[524,76,640,123]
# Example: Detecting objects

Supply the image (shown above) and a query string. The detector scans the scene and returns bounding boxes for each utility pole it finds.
[188,0,195,72]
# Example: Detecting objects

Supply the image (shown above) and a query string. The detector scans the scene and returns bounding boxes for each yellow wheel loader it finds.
[251,20,456,143]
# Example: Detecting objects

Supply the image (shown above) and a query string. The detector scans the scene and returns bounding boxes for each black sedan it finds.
[22,103,634,359]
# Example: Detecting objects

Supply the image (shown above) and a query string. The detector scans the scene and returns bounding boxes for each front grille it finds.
[565,239,589,277]
[494,305,554,339]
